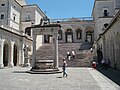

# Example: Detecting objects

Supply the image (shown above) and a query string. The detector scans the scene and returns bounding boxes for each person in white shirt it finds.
[72,50,75,59]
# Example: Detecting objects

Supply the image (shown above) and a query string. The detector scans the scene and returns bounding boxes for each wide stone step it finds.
[27,68,62,74]
[34,43,92,67]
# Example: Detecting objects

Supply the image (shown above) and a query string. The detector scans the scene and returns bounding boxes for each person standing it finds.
[72,50,75,59]
[62,58,68,77]
[101,59,105,69]
[92,60,96,69]
[66,52,71,60]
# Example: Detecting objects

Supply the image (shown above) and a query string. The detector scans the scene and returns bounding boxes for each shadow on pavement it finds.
[56,76,63,78]
[12,71,27,73]
[97,67,120,86]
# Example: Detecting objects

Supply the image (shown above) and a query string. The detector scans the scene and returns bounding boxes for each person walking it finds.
[62,58,68,77]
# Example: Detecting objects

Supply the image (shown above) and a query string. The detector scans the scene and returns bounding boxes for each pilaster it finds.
[32,35,37,68]
[9,41,14,67]
[0,39,4,68]
[53,33,59,68]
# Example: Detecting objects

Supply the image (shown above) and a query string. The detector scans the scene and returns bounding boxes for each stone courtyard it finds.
[0,67,120,90]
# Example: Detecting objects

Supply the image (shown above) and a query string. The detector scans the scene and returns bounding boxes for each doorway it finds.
[13,44,17,66]
[65,29,73,43]
[3,43,9,67]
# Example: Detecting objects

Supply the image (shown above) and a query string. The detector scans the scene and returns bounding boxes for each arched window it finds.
[58,30,62,40]
[76,29,82,39]
[65,29,73,43]
[104,23,109,28]
[103,8,109,17]
[25,27,31,36]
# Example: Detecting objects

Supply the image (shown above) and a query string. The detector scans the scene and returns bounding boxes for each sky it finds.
[26,0,94,19]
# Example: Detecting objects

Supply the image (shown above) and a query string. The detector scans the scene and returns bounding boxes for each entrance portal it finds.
[86,31,93,42]
[3,44,9,67]
[65,29,73,43]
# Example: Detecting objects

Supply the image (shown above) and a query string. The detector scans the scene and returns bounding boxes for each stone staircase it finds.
[34,42,93,67]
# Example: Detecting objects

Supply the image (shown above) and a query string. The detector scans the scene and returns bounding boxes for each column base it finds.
[0,63,4,68]
[24,63,30,67]
[27,68,62,74]
[9,63,14,68]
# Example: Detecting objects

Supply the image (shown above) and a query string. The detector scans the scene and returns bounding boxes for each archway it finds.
[58,30,63,40]
[3,43,9,67]
[85,26,94,42]
[76,29,82,40]
[13,44,18,66]
[65,29,73,43]
[25,27,31,36]
[86,31,93,42]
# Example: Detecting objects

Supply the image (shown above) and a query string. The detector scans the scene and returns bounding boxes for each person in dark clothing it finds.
[62,58,68,77]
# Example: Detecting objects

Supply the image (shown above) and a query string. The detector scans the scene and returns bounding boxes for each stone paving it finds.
[0,67,120,90]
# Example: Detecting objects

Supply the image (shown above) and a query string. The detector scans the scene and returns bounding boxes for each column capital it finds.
[11,41,15,45]
[0,39,5,43]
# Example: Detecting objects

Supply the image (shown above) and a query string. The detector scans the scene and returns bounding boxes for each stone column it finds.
[53,33,59,68]
[32,35,37,68]
[0,39,4,68]
[63,30,66,42]
[9,41,14,67]
[73,30,75,42]
[82,29,85,42]
[21,43,25,66]
[18,45,21,65]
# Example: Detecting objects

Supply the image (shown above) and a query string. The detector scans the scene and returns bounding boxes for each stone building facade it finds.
[93,0,120,70]
[44,18,95,44]
[0,0,46,68]
[0,0,95,68]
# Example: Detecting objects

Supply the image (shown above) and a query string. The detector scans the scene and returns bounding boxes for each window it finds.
[1,4,5,6]
[104,10,108,16]
[104,23,109,28]
[1,14,4,19]
[26,13,31,20]
[58,30,62,40]
[13,14,16,21]
[76,29,82,39]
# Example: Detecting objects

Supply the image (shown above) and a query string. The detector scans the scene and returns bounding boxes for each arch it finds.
[74,25,84,31]
[65,29,73,43]
[25,27,31,36]
[61,25,74,33]
[76,29,82,40]
[3,41,9,67]
[13,44,18,66]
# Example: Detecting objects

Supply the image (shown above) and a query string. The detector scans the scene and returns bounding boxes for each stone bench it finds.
[36,60,54,69]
